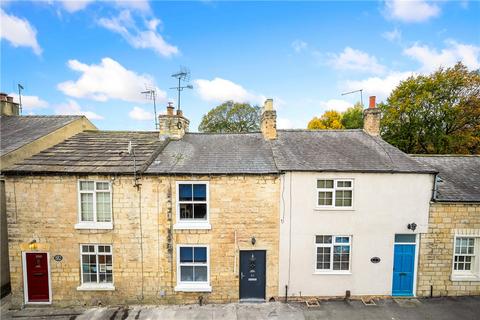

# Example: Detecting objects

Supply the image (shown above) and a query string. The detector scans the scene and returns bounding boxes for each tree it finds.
[341,103,364,129]
[380,62,480,154]
[307,110,344,129]
[198,101,261,133]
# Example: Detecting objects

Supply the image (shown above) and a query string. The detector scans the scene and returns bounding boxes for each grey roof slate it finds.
[5,131,167,174]
[145,132,278,174]
[271,130,436,173]
[0,115,83,156]
[412,155,480,202]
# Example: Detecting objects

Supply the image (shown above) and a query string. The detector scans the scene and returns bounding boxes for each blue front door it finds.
[392,244,415,296]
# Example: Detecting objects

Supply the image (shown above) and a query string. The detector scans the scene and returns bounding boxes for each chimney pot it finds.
[166,103,174,116]
[369,96,376,109]
[177,109,183,117]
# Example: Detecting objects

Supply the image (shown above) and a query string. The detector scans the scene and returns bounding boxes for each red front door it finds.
[25,253,50,302]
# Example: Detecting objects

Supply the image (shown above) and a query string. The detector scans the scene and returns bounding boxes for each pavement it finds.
[1,296,479,320]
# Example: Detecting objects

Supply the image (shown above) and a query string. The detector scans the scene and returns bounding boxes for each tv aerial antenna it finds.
[141,85,158,130]
[341,89,363,107]
[170,66,193,111]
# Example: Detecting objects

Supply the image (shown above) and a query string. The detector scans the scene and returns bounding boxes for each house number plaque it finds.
[54,255,63,262]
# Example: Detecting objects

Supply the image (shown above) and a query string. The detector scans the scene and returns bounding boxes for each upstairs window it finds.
[317,179,353,209]
[175,182,210,229]
[78,181,112,224]
[315,235,351,273]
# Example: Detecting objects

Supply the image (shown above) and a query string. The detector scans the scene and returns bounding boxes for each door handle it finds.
[240,272,245,279]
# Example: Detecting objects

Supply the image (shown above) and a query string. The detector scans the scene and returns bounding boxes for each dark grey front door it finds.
[239,250,266,300]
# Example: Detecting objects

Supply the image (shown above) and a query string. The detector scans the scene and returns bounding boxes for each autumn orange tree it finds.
[307,110,344,129]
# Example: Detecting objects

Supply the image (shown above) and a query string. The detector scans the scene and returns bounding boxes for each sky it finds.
[1,0,479,131]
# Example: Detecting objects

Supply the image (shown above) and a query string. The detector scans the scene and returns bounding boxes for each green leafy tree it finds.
[341,103,364,129]
[198,101,261,133]
[307,110,344,129]
[380,62,480,154]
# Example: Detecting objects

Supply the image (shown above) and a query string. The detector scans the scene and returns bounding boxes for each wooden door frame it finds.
[22,251,52,305]
[238,249,267,301]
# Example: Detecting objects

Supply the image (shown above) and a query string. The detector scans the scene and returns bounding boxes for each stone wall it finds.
[5,174,279,306]
[417,202,480,297]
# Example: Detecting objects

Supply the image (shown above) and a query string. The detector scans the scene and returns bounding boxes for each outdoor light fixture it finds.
[251,236,256,245]
[28,239,37,250]
[407,222,417,231]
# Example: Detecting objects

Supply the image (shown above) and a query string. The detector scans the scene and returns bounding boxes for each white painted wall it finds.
[279,171,434,297]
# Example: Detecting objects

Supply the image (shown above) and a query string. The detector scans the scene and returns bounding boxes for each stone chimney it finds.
[363,96,381,136]
[261,99,277,140]
[0,93,20,116]
[158,102,190,140]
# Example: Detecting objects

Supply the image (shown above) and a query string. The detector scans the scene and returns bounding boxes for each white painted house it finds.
[273,98,436,298]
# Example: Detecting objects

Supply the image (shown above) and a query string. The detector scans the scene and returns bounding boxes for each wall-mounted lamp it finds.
[28,239,37,250]
[407,222,417,232]
[251,236,256,246]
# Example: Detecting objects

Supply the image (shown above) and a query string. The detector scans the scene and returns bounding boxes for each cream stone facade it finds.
[417,202,480,297]
[5,174,279,306]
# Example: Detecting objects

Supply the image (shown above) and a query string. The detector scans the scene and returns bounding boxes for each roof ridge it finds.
[185,131,262,135]
[411,154,480,157]
[278,129,364,132]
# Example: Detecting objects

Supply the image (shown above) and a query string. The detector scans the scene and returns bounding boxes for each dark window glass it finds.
[193,184,206,201]
[394,234,416,243]
[179,184,192,201]
[180,247,193,263]
[194,247,207,263]
[180,204,193,219]
[194,204,207,219]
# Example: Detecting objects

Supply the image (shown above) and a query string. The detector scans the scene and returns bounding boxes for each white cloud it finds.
[98,10,178,57]
[128,106,154,121]
[382,28,402,42]
[59,0,95,13]
[57,57,166,103]
[319,99,353,112]
[194,77,263,104]
[291,39,308,53]
[327,47,386,74]
[54,99,103,120]
[58,0,150,13]
[385,0,441,23]
[404,40,480,73]
[0,9,42,55]
[8,93,48,110]
[277,118,293,129]
[345,71,415,102]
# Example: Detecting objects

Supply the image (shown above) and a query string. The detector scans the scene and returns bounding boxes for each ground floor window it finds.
[452,236,479,280]
[176,245,211,292]
[315,235,351,272]
[80,244,113,285]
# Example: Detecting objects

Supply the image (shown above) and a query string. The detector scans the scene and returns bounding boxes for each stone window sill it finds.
[77,283,115,291]
[174,284,212,292]
[451,274,480,282]
[173,222,211,230]
[313,271,352,275]
[75,222,113,230]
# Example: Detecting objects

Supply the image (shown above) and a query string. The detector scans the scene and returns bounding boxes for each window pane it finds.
[180,266,193,281]
[335,190,352,207]
[180,247,193,263]
[317,180,334,189]
[81,193,94,221]
[96,192,111,222]
[395,234,416,243]
[193,184,206,201]
[194,247,207,263]
[180,203,193,219]
[316,235,332,244]
[80,181,94,191]
[194,266,208,282]
[318,192,333,206]
[193,204,207,219]
[335,236,350,244]
[337,180,352,188]
[96,182,109,190]
[179,184,193,201]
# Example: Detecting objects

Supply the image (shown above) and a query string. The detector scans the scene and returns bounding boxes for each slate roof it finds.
[145,132,278,174]
[0,115,84,156]
[412,155,480,202]
[271,130,436,173]
[5,131,167,174]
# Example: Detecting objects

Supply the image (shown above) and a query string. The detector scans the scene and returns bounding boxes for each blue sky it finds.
[1,0,479,131]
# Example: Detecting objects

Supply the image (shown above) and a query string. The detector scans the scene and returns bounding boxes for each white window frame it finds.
[451,235,480,281]
[316,179,354,210]
[75,180,113,230]
[77,244,115,291]
[314,235,352,274]
[175,244,211,292]
[174,181,211,230]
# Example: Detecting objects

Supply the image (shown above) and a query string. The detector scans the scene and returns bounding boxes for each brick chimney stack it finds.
[158,102,190,140]
[363,96,381,136]
[261,99,277,140]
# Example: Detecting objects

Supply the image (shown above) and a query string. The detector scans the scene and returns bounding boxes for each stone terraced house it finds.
[413,155,480,297]
[3,97,477,307]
